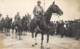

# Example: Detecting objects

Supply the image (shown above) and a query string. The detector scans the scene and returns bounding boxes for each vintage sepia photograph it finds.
[0,0,80,49]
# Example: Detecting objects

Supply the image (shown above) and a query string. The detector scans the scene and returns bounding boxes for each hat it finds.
[53,0,55,4]
[37,0,41,3]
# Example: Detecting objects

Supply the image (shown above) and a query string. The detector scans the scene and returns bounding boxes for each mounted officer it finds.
[33,0,44,21]
[14,12,21,26]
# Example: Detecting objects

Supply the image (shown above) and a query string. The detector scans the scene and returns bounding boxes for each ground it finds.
[0,32,80,49]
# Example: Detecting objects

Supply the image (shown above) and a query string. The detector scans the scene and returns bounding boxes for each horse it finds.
[12,17,23,40]
[29,1,63,48]
[20,14,31,36]
[13,14,31,40]
[4,17,12,36]
[22,14,31,32]
[39,3,63,48]
[0,18,5,32]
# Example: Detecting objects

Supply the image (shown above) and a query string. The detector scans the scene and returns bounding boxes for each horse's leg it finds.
[46,33,50,49]
[18,31,21,40]
[11,29,14,39]
[4,28,6,34]
[41,33,44,49]
[47,33,49,43]
[5,28,8,36]
[8,28,10,36]
[12,29,14,37]
[61,29,65,38]
[32,32,37,47]
[14,28,16,39]
[32,32,34,38]
[34,32,38,45]
[15,28,18,39]
[15,29,16,38]
[6,27,9,36]
[18,30,22,40]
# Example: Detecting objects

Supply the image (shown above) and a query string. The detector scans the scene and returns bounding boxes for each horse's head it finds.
[50,2,63,16]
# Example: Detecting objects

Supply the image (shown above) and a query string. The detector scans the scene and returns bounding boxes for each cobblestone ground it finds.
[0,32,80,49]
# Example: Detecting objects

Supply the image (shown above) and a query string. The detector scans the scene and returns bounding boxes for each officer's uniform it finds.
[33,5,44,20]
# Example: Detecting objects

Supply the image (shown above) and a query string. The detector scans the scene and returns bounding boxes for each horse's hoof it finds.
[61,36,64,38]
[41,46,44,49]
[32,44,35,47]
[47,47,50,49]
[35,43,38,45]
[19,38,22,40]
[75,38,79,40]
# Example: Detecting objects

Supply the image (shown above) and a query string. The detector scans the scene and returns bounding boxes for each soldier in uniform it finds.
[14,12,21,29]
[32,0,44,47]
[5,15,10,35]
[14,12,23,40]
[5,15,10,28]
[14,12,21,23]
[33,0,44,21]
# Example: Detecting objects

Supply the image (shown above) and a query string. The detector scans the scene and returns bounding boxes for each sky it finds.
[0,0,80,21]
